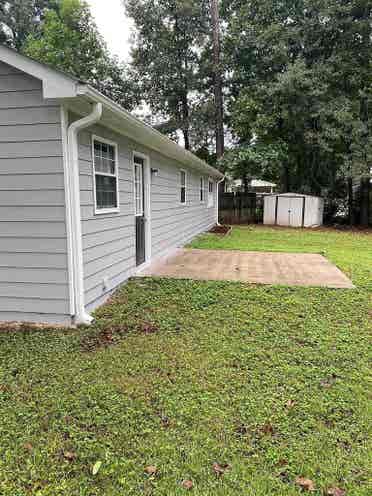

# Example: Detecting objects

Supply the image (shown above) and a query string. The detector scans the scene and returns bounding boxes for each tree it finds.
[24,0,138,109]
[210,0,224,158]
[0,0,55,49]
[223,0,372,194]
[124,0,212,150]
[219,141,287,191]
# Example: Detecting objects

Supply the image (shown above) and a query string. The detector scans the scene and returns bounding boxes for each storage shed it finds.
[0,46,223,326]
[264,193,324,228]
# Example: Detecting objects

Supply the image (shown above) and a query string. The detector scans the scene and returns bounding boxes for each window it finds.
[180,169,186,204]
[93,137,119,213]
[200,177,205,202]
[134,155,144,216]
[208,179,214,207]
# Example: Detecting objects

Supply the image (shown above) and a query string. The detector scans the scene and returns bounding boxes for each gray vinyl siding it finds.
[150,152,216,258]
[74,119,217,312]
[0,61,70,325]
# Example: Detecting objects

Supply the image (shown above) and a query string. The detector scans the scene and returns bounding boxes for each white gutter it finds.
[78,85,224,180]
[216,176,226,225]
[67,103,103,325]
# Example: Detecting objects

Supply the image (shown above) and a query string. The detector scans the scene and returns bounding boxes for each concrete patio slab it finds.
[138,249,355,289]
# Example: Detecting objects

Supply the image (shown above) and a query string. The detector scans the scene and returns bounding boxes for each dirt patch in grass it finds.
[209,224,231,235]
[80,321,159,351]
[80,325,130,351]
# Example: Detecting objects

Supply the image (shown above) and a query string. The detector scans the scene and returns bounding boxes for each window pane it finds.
[134,155,144,166]
[134,163,143,215]
[94,141,116,175]
[95,175,117,209]
[200,178,204,201]
[181,186,186,204]
[180,170,186,187]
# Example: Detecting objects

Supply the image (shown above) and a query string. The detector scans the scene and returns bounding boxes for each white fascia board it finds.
[78,85,224,180]
[0,45,79,98]
[0,46,223,178]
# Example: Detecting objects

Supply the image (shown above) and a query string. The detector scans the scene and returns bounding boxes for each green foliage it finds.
[0,0,56,49]
[23,0,138,109]
[219,141,288,186]
[223,0,372,194]
[0,228,371,494]
[124,0,213,149]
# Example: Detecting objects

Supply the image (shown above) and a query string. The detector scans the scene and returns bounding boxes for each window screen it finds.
[93,139,118,211]
[134,156,144,216]
[200,177,205,202]
[180,170,186,204]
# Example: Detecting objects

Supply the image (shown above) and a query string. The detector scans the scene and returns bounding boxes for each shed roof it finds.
[0,45,223,179]
[277,193,323,199]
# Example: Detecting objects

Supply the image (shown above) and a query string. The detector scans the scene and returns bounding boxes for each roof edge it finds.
[0,44,223,179]
[78,85,223,179]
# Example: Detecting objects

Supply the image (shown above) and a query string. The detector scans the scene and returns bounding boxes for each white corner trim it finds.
[61,106,75,317]
[67,103,103,325]
[216,176,225,225]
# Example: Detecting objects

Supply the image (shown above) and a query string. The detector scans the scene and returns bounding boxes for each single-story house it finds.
[0,46,224,326]
[225,178,277,194]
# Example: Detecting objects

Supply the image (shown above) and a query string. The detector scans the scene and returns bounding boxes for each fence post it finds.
[360,177,370,227]
[347,177,354,226]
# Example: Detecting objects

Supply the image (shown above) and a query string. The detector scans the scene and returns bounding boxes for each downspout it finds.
[67,103,103,325]
[216,176,225,226]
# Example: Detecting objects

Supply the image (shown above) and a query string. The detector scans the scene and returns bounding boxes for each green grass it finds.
[0,227,371,495]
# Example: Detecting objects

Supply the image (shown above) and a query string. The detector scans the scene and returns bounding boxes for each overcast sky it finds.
[87,0,133,62]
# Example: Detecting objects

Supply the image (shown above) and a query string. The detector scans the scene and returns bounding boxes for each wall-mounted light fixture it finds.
[151,168,159,177]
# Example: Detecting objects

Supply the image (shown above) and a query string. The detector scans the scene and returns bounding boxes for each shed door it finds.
[277,197,303,227]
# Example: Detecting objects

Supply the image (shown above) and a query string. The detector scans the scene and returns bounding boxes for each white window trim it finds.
[92,134,120,215]
[134,157,144,217]
[133,151,149,217]
[208,178,214,208]
[179,168,187,205]
[200,176,206,203]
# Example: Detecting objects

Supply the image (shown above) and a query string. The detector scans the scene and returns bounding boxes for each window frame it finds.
[133,153,145,217]
[200,176,205,203]
[208,178,214,208]
[179,169,187,205]
[92,135,120,215]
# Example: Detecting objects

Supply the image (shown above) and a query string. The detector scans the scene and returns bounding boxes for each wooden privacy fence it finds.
[219,192,263,224]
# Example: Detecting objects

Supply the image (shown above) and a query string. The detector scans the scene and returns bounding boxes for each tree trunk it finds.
[174,13,191,151]
[211,0,224,159]
[182,127,190,150]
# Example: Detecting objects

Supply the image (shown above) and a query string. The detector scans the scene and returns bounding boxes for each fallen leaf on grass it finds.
[181,479,193,489]
[326,487,346,496]
[92,460,102,475]
[261,422,275,435]
[144,465,158,475]
[140,322,159,334]
[295,476,316,491]
[23,442,33,452]
[212,462,231,476]
[320,374,338,388]
[286,399,296,409]
[63,451,76,461]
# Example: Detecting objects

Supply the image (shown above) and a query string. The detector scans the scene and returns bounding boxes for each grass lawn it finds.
[0,227,371,495]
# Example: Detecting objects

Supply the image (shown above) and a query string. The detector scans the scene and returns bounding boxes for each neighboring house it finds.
[0,46,223,326]
[225,178,276,194]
